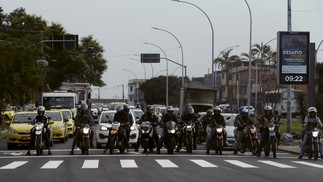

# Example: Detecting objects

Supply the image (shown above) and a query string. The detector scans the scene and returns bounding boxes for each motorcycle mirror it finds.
[48,121,54,124]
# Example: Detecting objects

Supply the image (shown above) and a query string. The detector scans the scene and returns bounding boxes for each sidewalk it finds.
[278,142,300,155]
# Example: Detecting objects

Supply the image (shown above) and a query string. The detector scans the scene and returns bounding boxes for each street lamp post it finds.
[130,58,147,79]
[144,42,169,107]
[244,0,253,111]
[172,0,214,87]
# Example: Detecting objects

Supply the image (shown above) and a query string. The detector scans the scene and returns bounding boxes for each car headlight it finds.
[56,124,64,130]
[8,127,17,134]
[100,126,108,131]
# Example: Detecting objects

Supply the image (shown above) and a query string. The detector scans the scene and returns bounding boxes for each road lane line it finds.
[120,159,138,168]
[82,160,99,168]
[155,159,178,168]
[190,159,217,168]
[0,161,28,169]
[224,160,258,168]
[292,161,323,168]
[258,160,296,168]
[41,160,64,169]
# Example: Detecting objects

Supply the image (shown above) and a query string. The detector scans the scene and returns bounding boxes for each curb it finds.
[278,147,299,155]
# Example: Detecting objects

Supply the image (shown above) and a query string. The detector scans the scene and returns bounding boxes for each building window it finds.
[130,86,133,92]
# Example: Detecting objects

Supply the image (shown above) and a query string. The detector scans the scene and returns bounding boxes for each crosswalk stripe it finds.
[292,161,323,168]
[82,160,99,169]
[156,159,178,168]
[41,160,64,169]
[0,161,28,169]
[190,159,217,168]
[258,160,296,168]
[225,160,258,168]
[120,159,138,168]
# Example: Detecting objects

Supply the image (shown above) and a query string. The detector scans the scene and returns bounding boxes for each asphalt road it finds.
[1,127,323,182]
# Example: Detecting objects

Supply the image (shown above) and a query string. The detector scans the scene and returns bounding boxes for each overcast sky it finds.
[1,0,323,100]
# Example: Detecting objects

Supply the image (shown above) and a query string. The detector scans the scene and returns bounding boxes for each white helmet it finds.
[37,106,45,113]
[214,106,221,112]
[308,107,317,114]
[264,105,272,111]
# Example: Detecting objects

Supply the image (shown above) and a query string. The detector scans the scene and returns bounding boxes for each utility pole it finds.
[286,0,292,134]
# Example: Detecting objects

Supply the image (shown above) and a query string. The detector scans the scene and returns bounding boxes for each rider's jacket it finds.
[234,115,253,131]
[74,111,94,126]
[114,111,133,127]
[139,113,159,126]
[258,114,278,132]
[160,113,179,124]
[212,114,226,128]
[33,114,49,125]
[303,115,323,131]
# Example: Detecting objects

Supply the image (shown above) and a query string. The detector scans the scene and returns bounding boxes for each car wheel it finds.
[7,143,14,150]
[96,143,101,149]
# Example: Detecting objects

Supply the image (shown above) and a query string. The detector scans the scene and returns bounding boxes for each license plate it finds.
[21,136,31,141]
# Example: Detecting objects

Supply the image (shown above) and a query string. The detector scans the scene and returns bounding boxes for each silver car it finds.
[223,113,238,149]
[95,110,139,149]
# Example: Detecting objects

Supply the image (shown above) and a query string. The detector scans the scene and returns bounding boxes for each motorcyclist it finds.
[69,103,94,155]
[298,107,323,159]
[201,109,214,132]
[176,106,198,152]
[115,104,133,153]
[233,108,254,154]
[256,105,279,157]
[137,105,159,153]
[159,106,179,154]
[205,107,226,154]
[26,106,52,155]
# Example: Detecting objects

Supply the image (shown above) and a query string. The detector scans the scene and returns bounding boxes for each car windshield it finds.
[61,111,72,119]
[100,112,115,123]
[132,110,143,119]
[12,113,37,123]
[224,115,236,126]
[47,112,62,121]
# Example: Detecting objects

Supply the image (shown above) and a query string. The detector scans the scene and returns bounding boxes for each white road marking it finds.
[155,159,178,168]
[0,161,28,169]
[41,160,64,169]
[258,160,296,168]
[225,160,258,168]
[82,160,99,168]
[120,159,138,168]
[292,161,323,168]
[190,159,217,168]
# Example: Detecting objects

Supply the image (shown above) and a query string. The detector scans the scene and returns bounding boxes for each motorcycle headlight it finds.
[187,125,192,129]
[130,126,135,131]
[83,127,90,134]
[100,126,108,131]
[268,127,275,132]
[312,131,319,137]
[36,125,43,130]
[67,121,73,126]
[250,128,257,133]
[8,127,17,134]
[216,128,222,133]
[170,129,175,134]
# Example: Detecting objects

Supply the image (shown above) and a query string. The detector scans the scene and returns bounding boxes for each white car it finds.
[95,110,139,149]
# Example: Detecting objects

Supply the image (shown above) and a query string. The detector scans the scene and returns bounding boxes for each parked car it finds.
[95,110,139,149]
[6,111,53,149]
[46,110,69,143]
[60,109,75,137]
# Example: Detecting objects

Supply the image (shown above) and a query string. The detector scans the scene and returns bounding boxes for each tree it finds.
[214,49,240,105]
[139,76,181,105]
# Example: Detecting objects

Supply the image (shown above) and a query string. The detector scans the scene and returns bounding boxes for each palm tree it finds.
[213,49,240,105]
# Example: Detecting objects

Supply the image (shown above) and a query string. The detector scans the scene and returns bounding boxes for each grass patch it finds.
[279,118,303,134]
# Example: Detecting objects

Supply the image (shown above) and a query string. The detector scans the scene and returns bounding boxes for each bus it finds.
[264,88,303,118]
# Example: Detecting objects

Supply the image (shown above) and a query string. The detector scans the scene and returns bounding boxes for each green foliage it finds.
[0,7,107,107]
[139,76,181,106]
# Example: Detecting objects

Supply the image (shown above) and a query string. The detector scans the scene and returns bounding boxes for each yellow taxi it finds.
[6,111,54,149]
[1,105,16,121]
[60,109,75,137]
[46,110,69,143]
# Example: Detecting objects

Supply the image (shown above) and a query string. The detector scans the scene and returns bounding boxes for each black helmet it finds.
[123,104,129,113]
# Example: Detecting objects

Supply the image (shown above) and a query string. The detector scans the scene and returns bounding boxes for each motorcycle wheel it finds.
[313,142,318,160]
[250,139,259,155]
[84,138,90,155]
[186,134,193,153]
[167,137,175,154]
[36,136,42,156]
[109,135,116,155]
[216,139,223,155]
[307,143,313,159]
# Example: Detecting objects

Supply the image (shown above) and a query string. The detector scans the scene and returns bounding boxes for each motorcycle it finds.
[183,120,195,153]
[264,122,279,158]
[305,127,320,160]
[107,121,121,154]
[240,124,259,155]
[139,121,156,153]
[34,121,54,156]
[213,125,225,155]
[195,120,205,144]
[77,123,91,155]
[164,120,178,154]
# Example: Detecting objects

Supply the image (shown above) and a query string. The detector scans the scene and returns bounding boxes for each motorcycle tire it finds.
[109,135,116,154]
[272,138,277,158]
[313,142,318,160]
[250,140,259,155]
[307,143,313,159]
[36,136,42,156]
[216,139,223,155]
[186,134,193,153]
[84,138,90,155]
